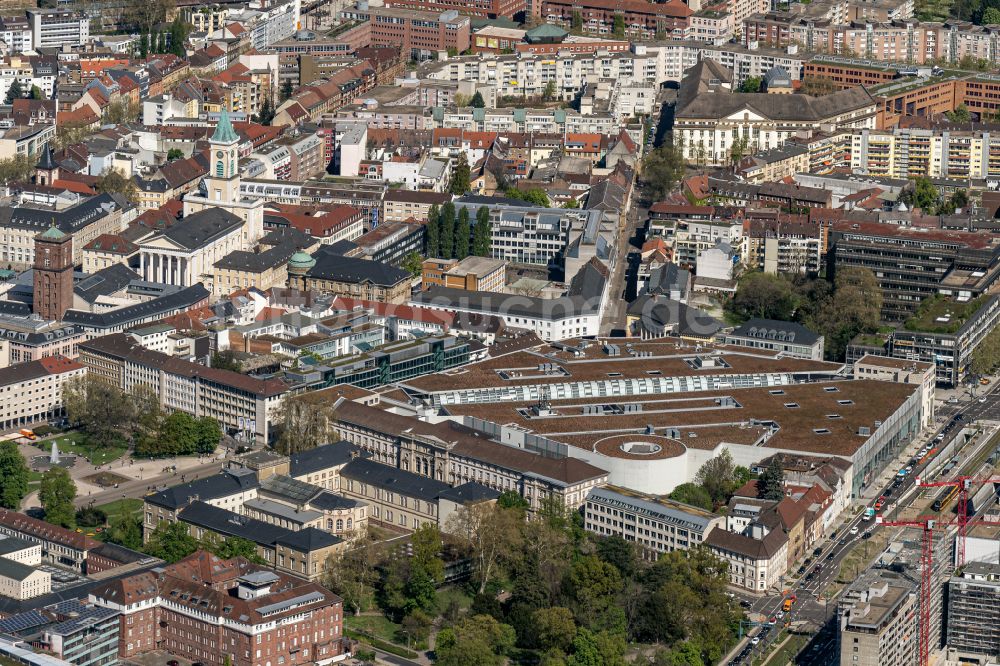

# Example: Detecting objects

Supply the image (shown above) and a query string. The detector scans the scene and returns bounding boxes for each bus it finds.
[932,485,960,512]
[18,429,35,440]
[863,507,875,520]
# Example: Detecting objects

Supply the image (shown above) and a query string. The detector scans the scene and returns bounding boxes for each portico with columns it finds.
[136,207,245,288]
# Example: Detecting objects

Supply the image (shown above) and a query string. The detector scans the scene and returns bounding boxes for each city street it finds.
[726,380,1000,665]
[599,197,648,336]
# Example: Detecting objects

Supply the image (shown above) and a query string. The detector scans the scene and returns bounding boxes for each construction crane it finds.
[875,516,938,666]
[915,475,1000,566]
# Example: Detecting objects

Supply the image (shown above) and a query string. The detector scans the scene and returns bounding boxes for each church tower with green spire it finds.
[182,108,264,244]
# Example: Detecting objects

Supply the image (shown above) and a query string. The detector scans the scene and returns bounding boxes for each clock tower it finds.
[204,109,240,204]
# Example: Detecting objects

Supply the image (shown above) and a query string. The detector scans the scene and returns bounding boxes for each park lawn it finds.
[95,498,142,522]
[46,433,126,466]
[344,614,402,644]
[437,585,475,614]
[26,470,43,491]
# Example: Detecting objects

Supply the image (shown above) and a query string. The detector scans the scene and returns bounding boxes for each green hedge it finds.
[344,628,419,660]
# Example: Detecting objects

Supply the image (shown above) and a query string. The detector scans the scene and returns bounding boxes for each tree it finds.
[612,13,625,38]
[144,520,198,563]
[0,441,29,509]
[139,31,149,59]
[470,90,486,108]
[802,266,883,361]
[280,77,294,101]
[667,483,713,511]
[211,350,240,371]
[727,272,799,322]
[168,16,188,57]
[642,141,686,200]
[4,79,22,104]
[970,326,1000,376]
[76,506,107,527]
[274,394,335,455]
[454,206,471,259]
[425,204,440,258]
[563,198,580,208]
[506,187,550,207]
[497,489,529,513]
[946,104,972,122]
[910,176,939,212]
[105,99,139,125]
[435,615,516,666]
[194,417,221,454]
[213,536,265,563]
[166,148,184,161]
[542,80,557,102]
[40,467,76,528]
[439,201,456,260]
[738,76,762,93]
[695,449,741,506]
[30,85,43,100]
[757,458,785,501]
[983,6,1000,23]
[571,10,583,32]
[256,92,275,125]
[533,607,577,653]
[400,608,433,647]
[324,533,386,614]
[729,136,750,170]
[402,251,423,277]
[447,502,523,594]
[565,555,623,630]
[380,524,444,618]
[62,375,137,449]
[473,205,492,257]
[95,168,139,203]
[451,152,471,195]
[0,154,34,187]
[54,122,96,150]
[567,628,627,666]
[106,513,143,550]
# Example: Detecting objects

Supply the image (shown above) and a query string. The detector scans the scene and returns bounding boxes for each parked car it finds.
[850,526,859,535]
[813,547,823,556]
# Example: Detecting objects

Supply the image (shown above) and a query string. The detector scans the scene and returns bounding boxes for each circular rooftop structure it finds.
[288,251,316,271]
[594,434,685,461]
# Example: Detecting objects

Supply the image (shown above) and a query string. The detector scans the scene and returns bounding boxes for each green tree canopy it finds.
[4,79,23,104]
[738,76,762,93]
[727,272,799,322]
[455,206,471,259]
[40,467,76,528]
[450,152,471,195]
[667,483,713,511]
[144,520,198,563]
[642,142,686,200]
[0,441,29,510]
[436,615,516,666]
[95,168,139,203]
[694,449,742,506]
[757,458,785,500]
[472,205,492,257]
[470,91,486,108]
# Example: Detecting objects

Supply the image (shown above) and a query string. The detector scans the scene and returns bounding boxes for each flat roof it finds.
[443,379,916,458]
[400,340,840,395]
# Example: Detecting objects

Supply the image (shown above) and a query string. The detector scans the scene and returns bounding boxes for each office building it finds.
[947,561,1000,662]
[26,10,88,49]
[340,5,471,60]
[584,485,724,558]
[721,319,825,360]
[0,357,85,433]
[383,0,523,19]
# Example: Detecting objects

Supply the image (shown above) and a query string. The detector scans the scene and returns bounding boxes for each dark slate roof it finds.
[0,557,41,581]
[626,295,724,338]
[156,208,244,251]
[36,145,56,170]
[274,527,342,551]
[309,491,364,511]
[647,263,690,296]
[178,501,341,553]
[324,240,358,256]
[305,254,409,287]
[74,264,140,303]
[145,468,259,511]
[0,193,131,235]
[340,458,452,502]
[0,536,34,555]
[437,482,501,505]
[0,302,30,316]
[731,318,821,345]
[676,58,874,122]
[289,441,365,478]
[62,284,209,329]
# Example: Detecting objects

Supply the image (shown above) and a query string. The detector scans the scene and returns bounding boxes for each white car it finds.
[850,526,859,535]
[776,611,784,620]
[751,637,761,645]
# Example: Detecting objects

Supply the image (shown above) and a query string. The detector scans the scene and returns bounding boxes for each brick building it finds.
[382,0,523,19]
[89,551,348,666]
[340,6,471,60]
[541,0,692,39]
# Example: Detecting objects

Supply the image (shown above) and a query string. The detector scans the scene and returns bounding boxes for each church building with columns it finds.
[138,110,265,289]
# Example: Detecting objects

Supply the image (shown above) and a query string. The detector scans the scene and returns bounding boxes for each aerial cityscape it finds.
[0,0,995,663]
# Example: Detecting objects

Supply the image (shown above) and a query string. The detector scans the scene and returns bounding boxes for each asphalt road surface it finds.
[727,383,1000,666]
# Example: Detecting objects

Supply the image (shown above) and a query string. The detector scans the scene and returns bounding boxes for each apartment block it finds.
[947,561,1000,662]
[383,0,523,19]
[422,256,507,292]
[26,9,88,49]
[541,0,692,39]
[340,5,471,60]
[79,334,289,443]
[0,356,84,432]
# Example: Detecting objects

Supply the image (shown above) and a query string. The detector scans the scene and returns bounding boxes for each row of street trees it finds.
[425,203,492,260]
